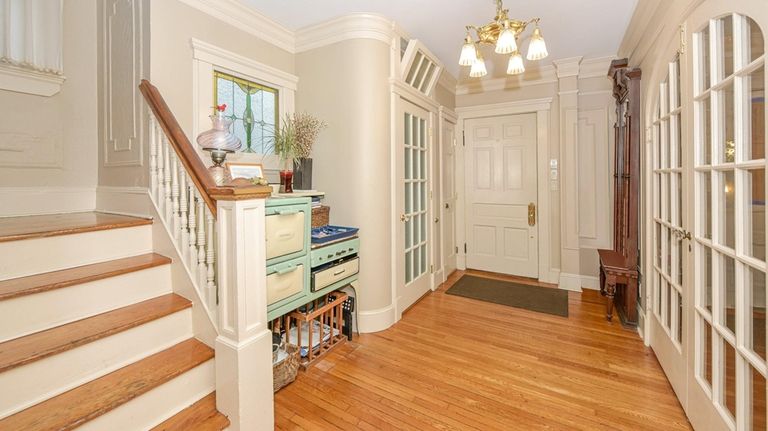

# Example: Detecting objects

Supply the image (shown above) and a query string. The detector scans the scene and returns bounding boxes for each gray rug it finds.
[445,275,569,317]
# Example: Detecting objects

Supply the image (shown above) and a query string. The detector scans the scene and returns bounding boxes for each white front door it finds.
[464,113,538,278]
[396,99,432,313]
[442,119,458,277]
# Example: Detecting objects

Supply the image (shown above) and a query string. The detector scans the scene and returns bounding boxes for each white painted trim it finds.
[553,56,583,78]
[0,63,65,96]
[455,98,553,116]
[457,98,555,284]
[578,56,616,79]
[559,273,600,292]
[456,70,557,95]
[357,304,396,333]
[176,0,295,53]
[0,187,96,216]
[190,38,298,90]
[96,186,152,218]
[295,14,395,52]
[438,70,458,95]
[389,78,441,111]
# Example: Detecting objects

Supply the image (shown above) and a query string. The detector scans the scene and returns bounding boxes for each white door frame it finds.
[436,106,458,287]
[456,98,557,284]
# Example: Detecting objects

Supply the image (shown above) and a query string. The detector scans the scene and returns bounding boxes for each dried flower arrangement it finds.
[272,112,327,164]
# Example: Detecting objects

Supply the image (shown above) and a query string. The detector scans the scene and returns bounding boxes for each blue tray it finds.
[311,225,359,244]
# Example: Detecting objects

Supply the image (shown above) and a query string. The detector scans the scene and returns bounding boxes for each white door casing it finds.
[396,98,432,314]
[464,113,539,278]
[441,115,458,278]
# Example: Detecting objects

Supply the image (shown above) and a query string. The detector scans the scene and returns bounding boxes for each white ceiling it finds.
[244,0,638,80]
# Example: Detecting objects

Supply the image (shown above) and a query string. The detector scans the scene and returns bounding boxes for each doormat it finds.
[445,275,569,317]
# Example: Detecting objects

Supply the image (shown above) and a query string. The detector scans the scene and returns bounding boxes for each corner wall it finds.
[0,0,98,216]
[296,39,394,325]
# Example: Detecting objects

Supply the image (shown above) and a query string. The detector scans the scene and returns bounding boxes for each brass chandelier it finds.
[459,0,549,77]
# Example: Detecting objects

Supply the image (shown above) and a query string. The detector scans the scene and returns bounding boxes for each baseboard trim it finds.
[357,304,396,334]
[0,187,96,216]
[559,273,600,292]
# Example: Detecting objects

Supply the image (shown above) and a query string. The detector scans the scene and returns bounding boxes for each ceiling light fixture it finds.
[458,0,548,76]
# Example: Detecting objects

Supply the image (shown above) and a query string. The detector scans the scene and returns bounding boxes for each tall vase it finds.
[293,158,313,191]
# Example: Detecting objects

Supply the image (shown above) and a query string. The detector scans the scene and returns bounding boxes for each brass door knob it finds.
[528,203,536,226]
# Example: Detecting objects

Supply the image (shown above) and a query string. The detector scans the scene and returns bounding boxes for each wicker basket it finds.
[311,205,330,228]
[273,344,300,392]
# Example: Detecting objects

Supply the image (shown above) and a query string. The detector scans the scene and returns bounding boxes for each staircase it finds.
[0,212,229,430]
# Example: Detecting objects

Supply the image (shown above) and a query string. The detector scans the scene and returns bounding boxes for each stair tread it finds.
[150,392,230,431]
[0,294,191,373]
[0,253,172,301]
[0,211,152,243]
[0,338,213,431]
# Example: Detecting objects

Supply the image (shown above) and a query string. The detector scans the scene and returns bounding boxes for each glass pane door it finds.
[653,57,685,347]
[404,112,428,285]
[693,14,766,430]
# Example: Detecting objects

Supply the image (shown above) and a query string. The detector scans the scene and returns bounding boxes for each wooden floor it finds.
[274,270,692,430]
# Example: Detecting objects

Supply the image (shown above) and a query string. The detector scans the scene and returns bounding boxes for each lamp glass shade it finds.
[495,26,517,54]
[459,40,477,66]
[507,51,525,75]
[526,27,549,61]
[196,113,241,152]
[469,56,487,78]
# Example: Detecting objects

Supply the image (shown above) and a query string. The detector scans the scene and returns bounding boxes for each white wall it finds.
[456,67,616,288]
[0,0,98,216]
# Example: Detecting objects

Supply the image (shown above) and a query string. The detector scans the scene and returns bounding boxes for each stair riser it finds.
[79,359,215,431]
[0,225,153,281]
[0,265,172,343]
[0,310,193,419]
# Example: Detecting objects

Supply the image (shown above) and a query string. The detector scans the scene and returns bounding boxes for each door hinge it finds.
[430,264,434,273]
[462,130,466,147]
[464,243,467,253]
[455,246,459,253]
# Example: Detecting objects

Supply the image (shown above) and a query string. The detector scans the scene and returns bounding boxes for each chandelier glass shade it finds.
[458,0,548,77]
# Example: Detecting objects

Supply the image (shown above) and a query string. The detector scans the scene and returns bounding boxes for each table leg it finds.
[605,278,617,322]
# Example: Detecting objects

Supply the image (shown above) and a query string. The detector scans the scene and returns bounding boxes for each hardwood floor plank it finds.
[0,211,152,243]
[0,294,190,372]
[274,270,691,430]
[0,338,213,431]
[150,392,229,431]
[0,253,171,301]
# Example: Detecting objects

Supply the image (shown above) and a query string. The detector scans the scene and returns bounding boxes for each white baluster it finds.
[179,171,188,259]
[188,181,198,269]
[206,208,216,307]
[163,140,172,223]
[171,154,180,237]
[156,135,165,211]
[197,197,207,288]
[149,116,158,201]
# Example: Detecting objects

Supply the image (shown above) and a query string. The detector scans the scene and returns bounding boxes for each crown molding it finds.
[553,56,583,78]
[578,56,615,79]
[455,66,558,95]
[176,0,296,53]
[437,70,458,95]
[295,14,396,52]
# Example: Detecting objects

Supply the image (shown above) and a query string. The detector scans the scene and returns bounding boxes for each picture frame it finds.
[225,162,265,180]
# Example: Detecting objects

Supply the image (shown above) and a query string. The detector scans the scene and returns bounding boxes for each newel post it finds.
[214,197,274,430]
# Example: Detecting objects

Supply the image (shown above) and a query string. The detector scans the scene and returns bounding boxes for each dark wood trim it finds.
[138,80,271,217]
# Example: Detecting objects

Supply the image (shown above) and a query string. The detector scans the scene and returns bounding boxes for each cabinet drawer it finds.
[310,237,359,268]
[312,257,359,292]
[266,208,306,261]
[266,260,305,305]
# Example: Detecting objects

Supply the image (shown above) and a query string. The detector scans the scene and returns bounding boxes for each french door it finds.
[442,119,458,277]
[396,99,432,314]
[688,12,766,431]
[649,8,767,431]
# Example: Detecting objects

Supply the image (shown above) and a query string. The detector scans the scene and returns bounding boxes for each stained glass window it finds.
[214,70,278,154]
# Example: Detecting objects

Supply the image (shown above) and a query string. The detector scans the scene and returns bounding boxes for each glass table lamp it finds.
[197,104,241,185]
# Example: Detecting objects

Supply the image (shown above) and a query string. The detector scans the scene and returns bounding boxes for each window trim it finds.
[191,38,298,176]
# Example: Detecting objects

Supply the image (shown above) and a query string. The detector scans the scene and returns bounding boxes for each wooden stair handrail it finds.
[138,79,271,217]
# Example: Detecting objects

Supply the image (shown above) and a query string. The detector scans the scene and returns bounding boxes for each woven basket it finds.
[273,344,300,392]
[311,206,330,228]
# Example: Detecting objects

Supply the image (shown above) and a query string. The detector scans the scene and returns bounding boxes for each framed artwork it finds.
[226,162,265,180]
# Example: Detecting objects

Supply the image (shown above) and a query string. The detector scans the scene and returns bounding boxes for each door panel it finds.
[464,113,538,278]
[442,120,458,276]
[396,99,432,313]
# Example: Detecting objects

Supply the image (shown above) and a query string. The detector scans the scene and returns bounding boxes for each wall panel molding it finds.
[100,0,146,168]
[577,106,612,249]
